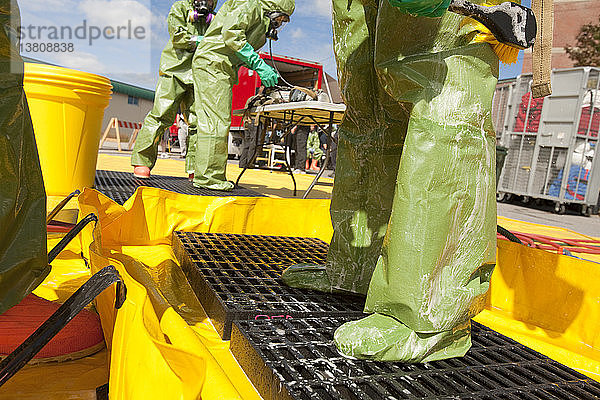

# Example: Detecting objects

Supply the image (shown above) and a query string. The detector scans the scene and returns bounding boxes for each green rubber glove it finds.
[387,0,451,17]
[236,42,279,87]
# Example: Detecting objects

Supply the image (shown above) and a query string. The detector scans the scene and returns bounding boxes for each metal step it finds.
[173,231,600,399]
[173,232,365,340]
[94,170,262,204]
[231,317,600,400]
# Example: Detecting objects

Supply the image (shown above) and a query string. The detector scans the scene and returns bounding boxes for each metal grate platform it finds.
[231,317,600,400]
[95,170,262,204]
[173,232,365,339]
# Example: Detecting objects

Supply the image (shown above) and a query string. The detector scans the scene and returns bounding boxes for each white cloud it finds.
[78,0,152,31]
[77,0,167,44]
[150,12,168,43]
[296,0,332,18]
[113,72,157,88]
[48,51,108,74]
[276,14,336,75]
[18,0,77,13]
[290,28,306,40]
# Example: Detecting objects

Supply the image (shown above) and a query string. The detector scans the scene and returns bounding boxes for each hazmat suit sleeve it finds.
[387,0,451,17]
[169,1,198,51]
[219,0,279,86]
[221,0,263,53]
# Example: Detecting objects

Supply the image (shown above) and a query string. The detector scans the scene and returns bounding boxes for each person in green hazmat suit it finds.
[0,0,49,314]
[190,0,295,191]
[131,0,216,179]
[282,0,510,362]
[306,125,323,172]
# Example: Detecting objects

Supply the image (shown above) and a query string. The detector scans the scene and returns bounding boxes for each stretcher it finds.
[233,101,346,198]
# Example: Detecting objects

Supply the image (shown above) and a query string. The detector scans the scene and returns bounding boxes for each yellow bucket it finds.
[24,63,112,196]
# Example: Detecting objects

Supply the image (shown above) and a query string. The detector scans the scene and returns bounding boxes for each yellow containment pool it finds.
[24,63,112,196]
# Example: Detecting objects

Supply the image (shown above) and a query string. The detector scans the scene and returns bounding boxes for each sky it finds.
[18,0,527,90]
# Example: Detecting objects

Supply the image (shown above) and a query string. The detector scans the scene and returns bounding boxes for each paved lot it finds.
[497,202,600,237]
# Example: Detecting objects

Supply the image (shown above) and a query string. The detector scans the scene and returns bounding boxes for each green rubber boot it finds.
[334,313,472,362]
[281,264,336,293]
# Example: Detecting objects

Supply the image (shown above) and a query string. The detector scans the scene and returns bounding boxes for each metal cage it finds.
[492,78,516,146]
[497,67,600,215]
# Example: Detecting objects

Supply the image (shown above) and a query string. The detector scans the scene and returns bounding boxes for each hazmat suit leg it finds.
[332,1,499,362]
[131,75,192,169]
[286,0,499,362]
[0,2,49,314]
[282,0,407,295]
[191,62,235,191]
[180,87,197,174]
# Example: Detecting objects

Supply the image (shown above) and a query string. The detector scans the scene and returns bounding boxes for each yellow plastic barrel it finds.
[24,63,112,196]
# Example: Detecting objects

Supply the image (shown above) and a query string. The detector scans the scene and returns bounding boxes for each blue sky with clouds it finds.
[19,0,528,89]
[18,0,154,79]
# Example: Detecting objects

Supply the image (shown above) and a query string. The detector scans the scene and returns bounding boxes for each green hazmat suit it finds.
[307,129,323,160]
[283,0,499,362]
[190,0,295,191]
[0,0,49,315]
[131,0,212,170]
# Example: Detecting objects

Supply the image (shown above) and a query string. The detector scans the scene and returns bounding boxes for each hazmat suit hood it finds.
[259,0,295,17]
[187,0,219,14]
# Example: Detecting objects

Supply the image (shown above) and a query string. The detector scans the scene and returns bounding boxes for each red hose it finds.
[497,230,600,255]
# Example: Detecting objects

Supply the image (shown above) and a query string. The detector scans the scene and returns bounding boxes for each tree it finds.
[565,16,600,67]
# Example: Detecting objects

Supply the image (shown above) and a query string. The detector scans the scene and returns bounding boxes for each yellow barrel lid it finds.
[24,63,112,98]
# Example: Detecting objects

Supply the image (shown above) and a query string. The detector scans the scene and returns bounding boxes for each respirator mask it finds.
[265,11,289,41]
[188,0,215,23]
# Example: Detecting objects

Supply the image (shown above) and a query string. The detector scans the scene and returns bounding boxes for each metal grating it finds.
[533,147,552,195]
[231,317,600,400]
[501,134,537,192]
[173,232,366,340]
[492,82,514,141]
[94,170,262,204]
[532,147,568,196]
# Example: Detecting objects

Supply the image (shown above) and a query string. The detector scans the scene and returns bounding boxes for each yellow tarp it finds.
[74,186,600,400]
[78,187,333,399]
[497,216,600,263]
[5,185,599,399]
[4,183,599,399]
[476,240,600,380]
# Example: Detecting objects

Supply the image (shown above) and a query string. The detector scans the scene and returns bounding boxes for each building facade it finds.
[522,0,600,73]
[100,81,155,144]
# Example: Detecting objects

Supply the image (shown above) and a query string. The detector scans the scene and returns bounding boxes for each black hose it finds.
[268,39,294,88]
[46,189,81,225]
[0,265,126,387]
[497,225,523,245]
[48,213,98,263]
